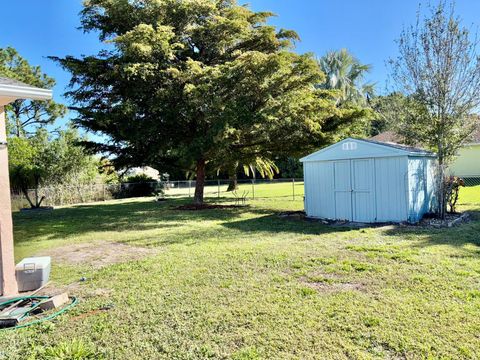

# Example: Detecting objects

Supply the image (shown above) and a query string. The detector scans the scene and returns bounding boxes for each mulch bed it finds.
[173,204,246,211]
[417,212,471,228]
[278,210,472,228]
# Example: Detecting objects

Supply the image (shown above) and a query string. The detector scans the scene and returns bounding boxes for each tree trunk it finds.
[227,173,238,192]
[16,117,21,137]
[34,187,39,208]
[438,159,446,220]
[21,187,35,209]
[226,161,239,192]
[193,159,206,205]
[34,176,41,208]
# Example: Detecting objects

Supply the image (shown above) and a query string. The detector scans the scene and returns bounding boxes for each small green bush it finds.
[29,339,102,360]
[114,174,163,198]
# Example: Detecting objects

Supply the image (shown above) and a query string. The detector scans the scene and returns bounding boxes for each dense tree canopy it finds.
[55,0,367,204]
[0,47,67,137]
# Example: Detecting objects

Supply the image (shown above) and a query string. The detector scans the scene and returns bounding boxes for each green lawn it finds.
[0,186,479,359]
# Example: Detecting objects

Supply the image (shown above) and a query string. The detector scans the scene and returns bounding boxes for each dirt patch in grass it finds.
[173,204,246,211]
[300,273,366,294]
[37,242,159,269]
[305,280,365,293]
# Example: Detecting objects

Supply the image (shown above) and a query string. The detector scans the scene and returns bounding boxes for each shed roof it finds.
[0,77,52,103]
[300,138,435,162]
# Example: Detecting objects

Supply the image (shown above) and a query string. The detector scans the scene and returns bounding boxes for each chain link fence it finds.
[10,175,480,211]
[461,176,480,187]
[10,178,305,210]
[163,178,304,200]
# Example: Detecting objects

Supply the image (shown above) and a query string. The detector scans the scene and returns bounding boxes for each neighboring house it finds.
[371,129,480,178]
[448,128,480,177]
[124,166,160,180]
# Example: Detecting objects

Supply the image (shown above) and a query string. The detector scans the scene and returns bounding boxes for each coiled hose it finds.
[0,295,78,330]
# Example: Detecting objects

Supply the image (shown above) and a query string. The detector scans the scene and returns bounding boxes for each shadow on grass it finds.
[380,210,480,252]
[15,196,480,252]
[13,197,340,246]
[221,215,350,236]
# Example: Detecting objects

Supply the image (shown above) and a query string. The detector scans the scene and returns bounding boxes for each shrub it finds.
[444,176,465,213]
[30,339,102,360]
[115,174,163,198]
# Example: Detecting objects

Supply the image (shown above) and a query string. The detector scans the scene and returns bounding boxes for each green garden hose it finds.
[0,295,78,330]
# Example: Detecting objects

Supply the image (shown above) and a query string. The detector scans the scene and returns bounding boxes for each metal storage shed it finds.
[300,138,437,223]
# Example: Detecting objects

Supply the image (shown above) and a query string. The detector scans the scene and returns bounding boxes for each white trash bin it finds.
[15,257,51,292]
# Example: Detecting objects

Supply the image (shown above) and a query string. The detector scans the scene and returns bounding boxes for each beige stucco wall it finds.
[0,106,18,296]
[449,144,480,177]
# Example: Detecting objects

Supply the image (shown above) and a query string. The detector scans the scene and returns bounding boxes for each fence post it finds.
[188,180,192,198]
[218,179,220,198]
[252,179,255,200]
[292,178,295,201]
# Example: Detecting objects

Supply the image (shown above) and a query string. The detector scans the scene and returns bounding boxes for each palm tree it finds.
[318,49,374,105]
[218,156,279,192]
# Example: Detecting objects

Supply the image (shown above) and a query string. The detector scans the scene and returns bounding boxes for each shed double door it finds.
[333,159,375,222]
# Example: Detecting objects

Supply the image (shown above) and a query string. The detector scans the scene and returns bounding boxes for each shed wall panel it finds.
[374,157,408,222]
[304,162,334,218]
[352,159,375,222]
[333,160,352,220]
[408,157,435,222]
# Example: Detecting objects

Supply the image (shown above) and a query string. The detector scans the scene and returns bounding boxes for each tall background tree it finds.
[55,0,367,205]
[389,0,480,218]
[0,47,67,137]
[318,48,374,106]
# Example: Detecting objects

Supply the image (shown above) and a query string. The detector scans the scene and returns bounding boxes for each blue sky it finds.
[2,0,480,129]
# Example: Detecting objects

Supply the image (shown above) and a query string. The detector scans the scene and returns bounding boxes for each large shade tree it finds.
[54,0,366,204]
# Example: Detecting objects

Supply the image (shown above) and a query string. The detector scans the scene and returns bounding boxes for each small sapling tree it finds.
[389,1,480,218]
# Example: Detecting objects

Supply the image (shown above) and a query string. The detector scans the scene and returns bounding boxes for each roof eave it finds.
[0,83,52,104]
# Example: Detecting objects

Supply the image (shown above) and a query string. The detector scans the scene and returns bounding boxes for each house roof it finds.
[300,137,435,162]
[0,77,34,87]
[370,131,402,143]
[361,138,434,154]
[0,77,52,103]
[372,125,480,146]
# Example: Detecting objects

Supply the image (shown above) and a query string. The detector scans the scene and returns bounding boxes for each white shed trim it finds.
[300,138,435,162]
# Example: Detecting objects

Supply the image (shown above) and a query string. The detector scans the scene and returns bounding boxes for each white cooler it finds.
[15,257,51,292]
